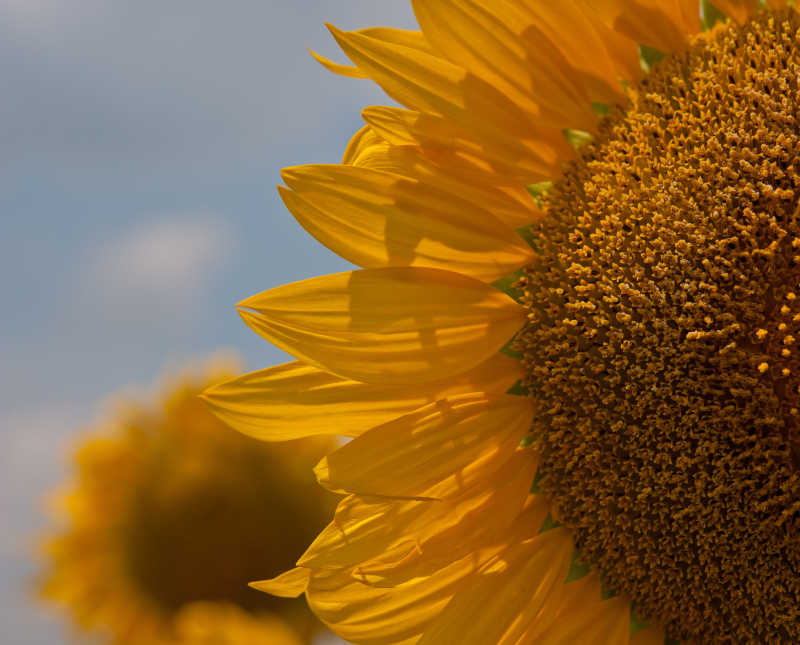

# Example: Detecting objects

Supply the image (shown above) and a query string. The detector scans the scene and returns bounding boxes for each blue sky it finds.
[0,2,416,642]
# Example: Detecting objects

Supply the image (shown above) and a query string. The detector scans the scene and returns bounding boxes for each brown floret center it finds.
[516,10,800,643]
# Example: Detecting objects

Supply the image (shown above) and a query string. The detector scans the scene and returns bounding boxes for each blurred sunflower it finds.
[204,1,800,643]
[38,357,336,645]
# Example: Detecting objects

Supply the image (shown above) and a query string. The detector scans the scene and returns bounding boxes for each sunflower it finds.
[204,2,800,643]
[38,357,336,645]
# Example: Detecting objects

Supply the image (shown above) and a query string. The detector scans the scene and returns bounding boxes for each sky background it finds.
[0,2,417,643]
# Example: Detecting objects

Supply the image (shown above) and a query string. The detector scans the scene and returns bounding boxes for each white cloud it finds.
[87,213,235,311]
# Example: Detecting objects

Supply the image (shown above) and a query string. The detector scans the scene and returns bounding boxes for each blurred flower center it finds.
[122,437,325,613]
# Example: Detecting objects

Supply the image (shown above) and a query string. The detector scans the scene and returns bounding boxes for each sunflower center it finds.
[516,10,800,643]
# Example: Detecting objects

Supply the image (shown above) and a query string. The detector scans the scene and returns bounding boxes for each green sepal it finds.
[701,1,726,30]
[492,268,525,302]
[563,128,593,150]
[506,379,530,397]
[525,181,552,209]
[638,44,665,72]
[515,224,539,251]
[518,433,535,448]
[630,607,649,634]
[565,550,591,583]
[601,584,619,600]
[499,337,522,359]
[538,513,561,533]
[530,466,547,494]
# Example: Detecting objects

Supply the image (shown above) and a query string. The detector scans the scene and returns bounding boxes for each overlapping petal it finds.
[202,353,523,441]
[306,560,473,645]
[517,1,641,100]
[303,495,568,645]
[592,0,702,52]
[238,267,525,385]
[361,105,571,185]
[416,526,573,645]
[279,163,533,282]
[302,452,539,584]
[522,574,632,645]
[325,24,581,184]
[343,126,541,229]
[411,0,595,130]
[315,392,533,499]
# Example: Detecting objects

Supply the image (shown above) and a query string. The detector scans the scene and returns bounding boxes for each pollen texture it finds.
[517,11,800,643]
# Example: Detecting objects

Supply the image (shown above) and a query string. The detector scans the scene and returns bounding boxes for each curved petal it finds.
[527,574,632,645]
[363,105,571,185]
[202,353,523,442]
[310,27,435,79]
[307,559,472,645]
[411,0,595,130]
[238,267,526,385]
[250,567,310,598]
[418,527,574,645]
[309,49,367,78]
[342,126,541,229]
[315,392,533,499]
[279,164,534,282]
[305,495,554,645]
[519,1,642,100]
[592,0,701,53]
[327,22,585,144]
[301,451,539,578]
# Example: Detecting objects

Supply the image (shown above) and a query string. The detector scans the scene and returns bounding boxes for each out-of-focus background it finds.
[0,2,416,643]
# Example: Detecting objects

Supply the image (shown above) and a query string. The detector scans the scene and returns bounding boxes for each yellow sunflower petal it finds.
[411,0,596,131]
[310,27,435,79]
[250,567,310,598]
[329,22,586,140]
[528,574,632,645]
[417,527,573,645]
[279,164,533,282]
[357,27,434,54]
[327,23,468,117]
[517,1,641,101]
[202,352,523,442]
[238,267,525,385]
[300,495,431,571]
[306,560,470,645]
[352,453,540,586]
[710,0,759,24]
[592,0,701,53]
[305,497,548,645]
[314,392,533,499]
[309,49,367,78]
[343,126,541,229]
[362,105,571,185]
[301,451,538,577]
